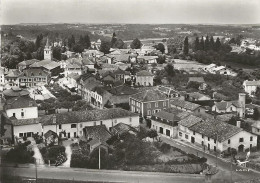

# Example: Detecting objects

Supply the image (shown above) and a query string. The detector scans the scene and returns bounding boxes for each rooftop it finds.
[42,108,139,126]
[4,96,37,110]
[188,77,205,83]
[84,125,111,143]
[136,70,154,76]
[131,89,168,102]
[190,119,243,142]
[178,115,203,128]
[170,99,201,111]
[244,80,260,86]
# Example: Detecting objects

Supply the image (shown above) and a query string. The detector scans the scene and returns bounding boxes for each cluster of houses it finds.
[1,36,260,156]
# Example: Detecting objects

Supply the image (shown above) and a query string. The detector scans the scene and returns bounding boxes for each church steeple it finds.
[44,37,52,60]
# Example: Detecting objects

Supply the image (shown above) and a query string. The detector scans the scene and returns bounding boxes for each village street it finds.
[1,165,204,183]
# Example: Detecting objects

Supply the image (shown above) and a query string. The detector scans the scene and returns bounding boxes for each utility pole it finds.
[35,159,38,183]
[99,138,101,170]
[230,155,233,183]
[216,133,218,167]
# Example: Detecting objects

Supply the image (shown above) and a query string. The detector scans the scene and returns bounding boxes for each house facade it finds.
[243,80,260,96]
[129,89,169,117]
[135,70,154,86]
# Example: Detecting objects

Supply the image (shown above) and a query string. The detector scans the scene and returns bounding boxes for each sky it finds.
[1,0,260,25]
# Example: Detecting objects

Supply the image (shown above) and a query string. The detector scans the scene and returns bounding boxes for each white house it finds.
[151,108,190,138]
[178,117,257,152]
[135,70,154,86]
[243,80,260,96]
[12,118,42,139]
[42,108,139,139]
[4,96,38,120]
[0,67,5,87]
[212,93,246,118]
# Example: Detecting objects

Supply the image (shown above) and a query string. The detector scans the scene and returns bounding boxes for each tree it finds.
[114,39,125,49]
[199,36,205,50]
[111,32,117,48]
[204,36,210,51]
[209,36,215,50]
[130,38,142,49]
[84,35,91,49]
[100,40,111,54]
[156,43,165,54]
[61,101,74,112]
[164,63,175,77]
[146,129,158,141]
[214,37,221,52]
[0,115,6,137]
[194,37,200,51]
[183,36,189,55]
[253,107,260,120]
[157,55,166,64]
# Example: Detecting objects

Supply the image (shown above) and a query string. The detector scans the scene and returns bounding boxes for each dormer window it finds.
[31,73,34,76]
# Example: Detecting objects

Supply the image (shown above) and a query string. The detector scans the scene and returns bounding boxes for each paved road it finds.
[1,166,204,183]
[161,136,260,183]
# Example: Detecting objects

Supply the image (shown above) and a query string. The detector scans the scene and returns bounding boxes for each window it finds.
[208,137,210,141]
[250,136,253,141]
[185,134,189,139]
[202,141,204,146]
[202,134,204,138]
[74,132,77,138]
[228,139,231,144]
[21,112,24,117]
[214,146,216,152]
[80,123,83,128]
[13,113,16,117]
[155,102,158,107]
[147,110,151,115]
[71,124,76,128]
[179,132,182,137]
[147,103,151,108]
[59,124,62,129]
[214,140,216,144]
[163,101,166,107]
[193,131,195,135]
[258,129,260,132]
[239,138,244,142]
[19,133,23,137]
[250,144,252,149]
[100,121,103,125]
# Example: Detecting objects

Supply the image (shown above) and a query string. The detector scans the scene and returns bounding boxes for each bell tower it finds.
[44,37,52,60]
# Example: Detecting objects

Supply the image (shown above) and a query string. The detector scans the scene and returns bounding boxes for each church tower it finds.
[44,37,52,60]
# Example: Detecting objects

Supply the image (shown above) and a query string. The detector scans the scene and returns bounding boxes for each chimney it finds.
[236,121,241,128]
[238,93,246,118]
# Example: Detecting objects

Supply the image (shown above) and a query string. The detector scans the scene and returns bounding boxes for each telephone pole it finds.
[99,138,101,170]
[35,159,38,183]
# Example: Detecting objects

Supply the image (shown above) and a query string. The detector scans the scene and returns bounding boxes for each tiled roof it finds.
[2,87,30,97]
[42,108,139,126]
[5,69,22,78]
[11,118,41,126]
[4,96,37,110]
[82,58,95,65]
[131,89,168,102]
[30,60,52,68]
[214,101,241,110]
[152,110,178,122]
[107,85,138,96]
[44,130,58,139]
[165,108,190,119]
[84,125,111,143]
[189,119,243,142]
[18,59,40,66]
[170,99,201,111]
[188,92,211,100]
[244,80,260,86]
[136,70,154,76]
[178,115,203,128]
[42,61,60,70]
[188,77,205,83]
[111,123,137,134]
[113,68,130,75]
[22,68,50,77]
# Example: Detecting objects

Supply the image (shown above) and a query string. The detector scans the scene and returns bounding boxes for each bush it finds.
[70,150,89,168]
[6,142,34,164]
[160,143,171,153]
